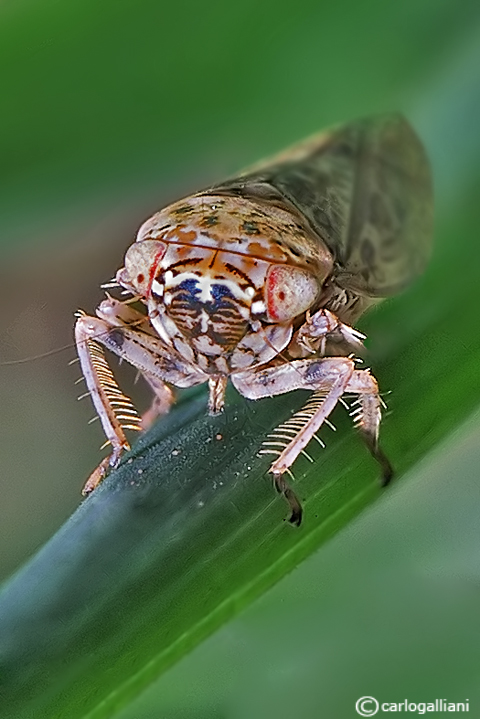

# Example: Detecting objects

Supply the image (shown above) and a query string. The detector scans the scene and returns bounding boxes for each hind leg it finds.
[232,357,391,523]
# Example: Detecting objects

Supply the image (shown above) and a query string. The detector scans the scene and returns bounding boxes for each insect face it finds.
[115,193,331,375]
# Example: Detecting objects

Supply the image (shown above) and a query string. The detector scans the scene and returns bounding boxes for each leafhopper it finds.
[75,114,433,524]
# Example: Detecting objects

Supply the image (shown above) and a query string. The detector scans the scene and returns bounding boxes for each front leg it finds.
[75,301,206,494]
[232,357,392,524]
[75,313,136,494]
[290,308,366,357]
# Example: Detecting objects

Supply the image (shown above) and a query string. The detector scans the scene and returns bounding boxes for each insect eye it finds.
[117,240,166,294]
[265,265,320,323]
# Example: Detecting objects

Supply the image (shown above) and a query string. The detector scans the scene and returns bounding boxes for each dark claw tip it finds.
[288,506,303,527]
[284,489,303,527]
[380,464,394,487]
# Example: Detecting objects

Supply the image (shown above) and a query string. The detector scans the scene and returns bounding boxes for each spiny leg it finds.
[96,296,176,429]
[299,311,392,483]
[233,357,391,523]
[76,298,156,492]
[266,360,354,478]
[233,358,352,523]
[347,370,393,486]
[75,314,141,494]
[75,308,206,494]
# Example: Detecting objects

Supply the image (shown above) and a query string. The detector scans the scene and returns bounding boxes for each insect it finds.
[75,113,433,525]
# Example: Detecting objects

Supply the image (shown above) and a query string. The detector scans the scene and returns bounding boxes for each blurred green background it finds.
[1,0,480,717]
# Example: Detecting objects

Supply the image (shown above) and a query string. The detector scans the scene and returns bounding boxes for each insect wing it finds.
[211,114,433,298]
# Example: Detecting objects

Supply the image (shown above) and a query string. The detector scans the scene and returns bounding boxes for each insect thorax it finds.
[117,193,333,375]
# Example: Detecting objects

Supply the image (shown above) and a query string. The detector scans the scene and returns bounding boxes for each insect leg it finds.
[293,308,365,356]
[95,295,177,429]
[273,472,303,527]
[75,311,206,494]
[264,360,354,479]
[233,358,354,523]
[208,376,228,415]
[233,357,392,522]
[346,370,393,486]
[141,375,175,430]
[75,314,139,494]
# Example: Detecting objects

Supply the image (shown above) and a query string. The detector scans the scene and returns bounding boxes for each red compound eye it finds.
[265,264,320,323]
[118,240,167,295]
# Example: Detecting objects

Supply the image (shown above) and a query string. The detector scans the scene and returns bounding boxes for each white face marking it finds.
[163,271,254,305]
[200,310,209,333]
[251,300,266,314]
[198,275,213,303]
[151,279,164,297]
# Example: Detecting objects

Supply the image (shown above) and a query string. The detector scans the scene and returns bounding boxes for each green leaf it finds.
[1,183,480,717]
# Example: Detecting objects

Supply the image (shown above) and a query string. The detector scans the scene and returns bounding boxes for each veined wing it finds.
[210,114,433,298]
